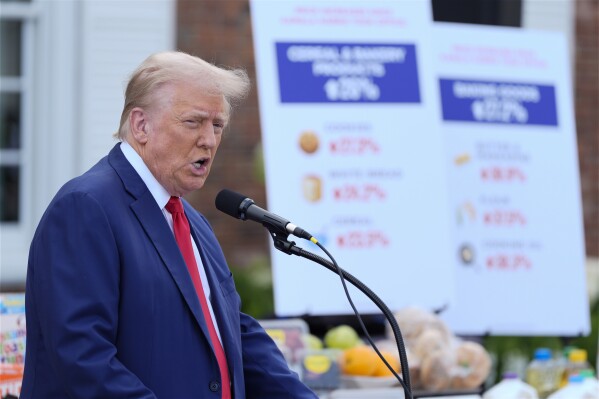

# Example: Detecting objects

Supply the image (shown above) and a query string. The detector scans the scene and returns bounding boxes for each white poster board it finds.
[251,0,454,316]
[433,23,589,336]
[251,2,589,335]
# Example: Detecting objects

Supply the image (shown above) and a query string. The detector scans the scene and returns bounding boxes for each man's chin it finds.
[185,180,207,195]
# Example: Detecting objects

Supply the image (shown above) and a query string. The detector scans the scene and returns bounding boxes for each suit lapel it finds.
[130,193,212,339]
[107,144,212,343]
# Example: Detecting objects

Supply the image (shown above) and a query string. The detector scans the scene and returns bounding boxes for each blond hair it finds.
[116,51,250,139]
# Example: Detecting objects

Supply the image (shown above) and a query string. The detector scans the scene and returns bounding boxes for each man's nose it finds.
[197,125,217,148]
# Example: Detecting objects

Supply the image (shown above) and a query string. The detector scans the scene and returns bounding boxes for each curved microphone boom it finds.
[215,189,314,241]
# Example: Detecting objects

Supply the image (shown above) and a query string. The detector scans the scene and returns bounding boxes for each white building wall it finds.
[522,0,575,62]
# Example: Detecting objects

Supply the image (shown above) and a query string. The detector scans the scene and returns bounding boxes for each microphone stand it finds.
[267,229,412,396]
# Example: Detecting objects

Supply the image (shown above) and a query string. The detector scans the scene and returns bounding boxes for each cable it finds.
[272,235,412,398]
[314,241,413,399]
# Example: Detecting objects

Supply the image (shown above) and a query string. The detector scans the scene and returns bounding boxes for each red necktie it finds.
[166,197,231,399]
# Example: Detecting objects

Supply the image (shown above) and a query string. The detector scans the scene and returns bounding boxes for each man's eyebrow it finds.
[184,110,227,122]
[183,110,210,119]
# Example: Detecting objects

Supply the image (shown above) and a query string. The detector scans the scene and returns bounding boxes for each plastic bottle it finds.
[525,348,560,399]
[562,349,593,387]
[482,372,539,399]
[547,374,596,399]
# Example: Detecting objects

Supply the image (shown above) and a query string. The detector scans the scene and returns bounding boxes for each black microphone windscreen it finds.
[215,189,247,218]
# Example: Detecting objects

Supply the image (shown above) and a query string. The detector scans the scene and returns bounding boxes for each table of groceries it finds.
[259,316,598,399]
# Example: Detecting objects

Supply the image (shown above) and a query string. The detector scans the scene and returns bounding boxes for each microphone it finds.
[215,189,313,241]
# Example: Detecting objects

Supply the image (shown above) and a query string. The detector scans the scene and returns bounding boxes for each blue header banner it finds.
[439,78,558,126]
[276,42,421,103]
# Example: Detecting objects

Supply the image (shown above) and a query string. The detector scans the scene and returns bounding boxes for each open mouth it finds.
[192,158,208,169]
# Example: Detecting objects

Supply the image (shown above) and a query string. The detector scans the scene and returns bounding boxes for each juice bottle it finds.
[525,348,560,399]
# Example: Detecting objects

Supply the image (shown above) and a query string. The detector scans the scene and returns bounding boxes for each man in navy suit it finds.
[21,51,318,398]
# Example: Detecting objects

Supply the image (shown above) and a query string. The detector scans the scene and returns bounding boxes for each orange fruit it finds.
[340,346,379,376]
[372,350,401,377]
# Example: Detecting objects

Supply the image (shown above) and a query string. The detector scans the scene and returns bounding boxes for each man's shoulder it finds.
[71,156,113,186]
[53,155,123,204]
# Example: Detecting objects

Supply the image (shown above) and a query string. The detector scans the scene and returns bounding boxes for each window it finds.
[0,0,35,288]
[1,20,23,223]
[1,2,33,225]
[432,0,522,27]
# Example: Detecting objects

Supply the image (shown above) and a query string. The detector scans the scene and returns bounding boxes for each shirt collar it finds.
[120,141,171,210]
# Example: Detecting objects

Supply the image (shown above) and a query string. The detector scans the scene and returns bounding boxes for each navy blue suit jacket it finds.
[21,143,317,398]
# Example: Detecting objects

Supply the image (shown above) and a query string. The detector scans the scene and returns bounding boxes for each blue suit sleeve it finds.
[239,313,318,398]
[28,192,156,398]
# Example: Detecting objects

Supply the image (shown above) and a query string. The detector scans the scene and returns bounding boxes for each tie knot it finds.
[165,196,184,215]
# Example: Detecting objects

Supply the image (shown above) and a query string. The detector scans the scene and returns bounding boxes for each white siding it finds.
[78,0,176,173]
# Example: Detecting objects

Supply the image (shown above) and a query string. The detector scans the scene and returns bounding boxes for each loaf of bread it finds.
[450,341,492,389]
[387,306,451,347]
[420,350,453,391]
[387,306,492,392]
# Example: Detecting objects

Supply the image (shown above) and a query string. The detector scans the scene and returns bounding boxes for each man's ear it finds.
[129,107,149,144]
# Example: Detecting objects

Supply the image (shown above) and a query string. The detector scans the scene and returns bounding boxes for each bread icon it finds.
[302,175,322,202]
[454,153,471,165]
[299,131,319,154]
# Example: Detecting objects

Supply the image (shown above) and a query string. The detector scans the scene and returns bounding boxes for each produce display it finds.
[261,311,492,393]
[318,323,402,390]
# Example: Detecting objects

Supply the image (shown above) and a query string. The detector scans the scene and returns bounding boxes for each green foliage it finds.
[231,256,274,319]
[252,143,265,185]
[571,297,599,367]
